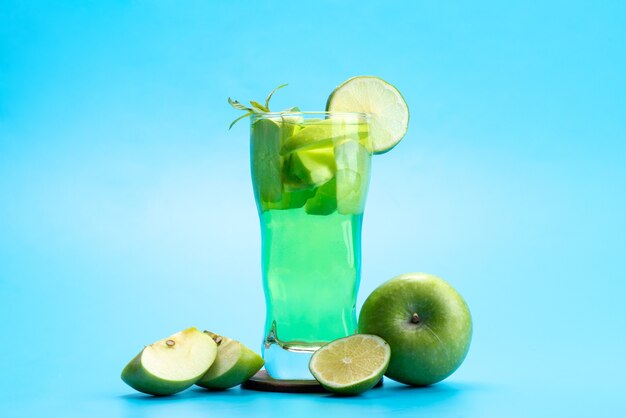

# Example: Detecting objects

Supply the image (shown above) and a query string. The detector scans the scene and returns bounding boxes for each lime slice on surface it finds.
[326,76,409,154]
[309,334,390,395]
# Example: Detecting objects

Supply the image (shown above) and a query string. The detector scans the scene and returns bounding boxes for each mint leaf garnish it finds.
[264,84,288,109]
[228,84,293,129]
[228,98,252,111]
[228,112,253,130]
[250,101,270,112]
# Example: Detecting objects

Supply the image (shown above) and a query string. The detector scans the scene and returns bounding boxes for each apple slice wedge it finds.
[196,331,264,390]
[121,327,217,396]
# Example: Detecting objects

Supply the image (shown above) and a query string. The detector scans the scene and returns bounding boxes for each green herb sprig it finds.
[228,84,297,129]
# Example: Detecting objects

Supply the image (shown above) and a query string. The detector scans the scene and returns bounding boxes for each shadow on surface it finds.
[118,380,489,417]
[315,380,487,412]
[119,387,260,402]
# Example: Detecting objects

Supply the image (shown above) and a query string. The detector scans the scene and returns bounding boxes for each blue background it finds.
[1,1,625,417]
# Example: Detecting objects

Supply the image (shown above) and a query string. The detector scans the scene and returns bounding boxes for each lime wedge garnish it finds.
[326,76,409,154]
[309,334,390,395]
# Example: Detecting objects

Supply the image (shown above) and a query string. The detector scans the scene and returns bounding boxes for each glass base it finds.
[263,342,319,380]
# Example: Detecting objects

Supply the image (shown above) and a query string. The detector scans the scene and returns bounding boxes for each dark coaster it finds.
[241,369,383,393]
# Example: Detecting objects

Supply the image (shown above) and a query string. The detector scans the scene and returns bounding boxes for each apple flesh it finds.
[121,327,217,396]
[196,331,264,390]
[358,273,472,386]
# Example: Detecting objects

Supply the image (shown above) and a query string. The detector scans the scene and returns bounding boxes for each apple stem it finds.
[411,313,420,324]
[166,339,175,347]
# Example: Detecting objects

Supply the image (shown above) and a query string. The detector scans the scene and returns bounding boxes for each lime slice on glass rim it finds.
[326,76,409,154]
[309,334,391,395]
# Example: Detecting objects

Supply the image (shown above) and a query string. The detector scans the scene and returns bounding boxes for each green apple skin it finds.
[358,273,472,386]
[251,118,283,204]
[196,333,264,390]
[121,327,217,396]
[121,351,198,396]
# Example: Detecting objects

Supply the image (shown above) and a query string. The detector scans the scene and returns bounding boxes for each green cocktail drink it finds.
[251,113,372,379]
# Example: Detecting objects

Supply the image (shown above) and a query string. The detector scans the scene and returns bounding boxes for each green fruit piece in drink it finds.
[281,153,309,191]
[196,332,264,390]
[281,118,369,155]
[283,188,316,209]
[290,145,336,187]
[278,112,304,140]
[326,76,409,154]
[305,179,337,216]
[261,188,315,211]
[121,327,218,396]
[358,273,472,386]
[281,119,346,154]
[335,141,371,214]
[251,118,283,204]
[309,334,390,396]
[336,169,363,214]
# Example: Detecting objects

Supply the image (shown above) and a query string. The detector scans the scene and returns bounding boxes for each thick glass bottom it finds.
[262,341,319,380]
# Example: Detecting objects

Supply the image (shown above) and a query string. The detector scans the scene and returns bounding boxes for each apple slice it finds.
[121,327,217,396]
[251,118,283,204]
[289,145,336,188]
[305,178,337,216]
[196,331,264,390]
[281,119,339,154]
[335,140,371,215]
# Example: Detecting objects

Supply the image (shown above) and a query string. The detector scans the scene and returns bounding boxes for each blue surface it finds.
[1,1,625,417]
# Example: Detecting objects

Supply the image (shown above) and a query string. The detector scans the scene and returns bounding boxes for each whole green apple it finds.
[358,273,472,386]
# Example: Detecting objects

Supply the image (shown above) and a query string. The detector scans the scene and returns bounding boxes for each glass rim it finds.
[251,111,370,119]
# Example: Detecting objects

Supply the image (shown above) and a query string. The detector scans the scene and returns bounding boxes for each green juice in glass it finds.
[250,113,372,379]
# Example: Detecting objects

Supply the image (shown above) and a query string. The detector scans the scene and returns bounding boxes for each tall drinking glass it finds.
[250,112,372,380]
